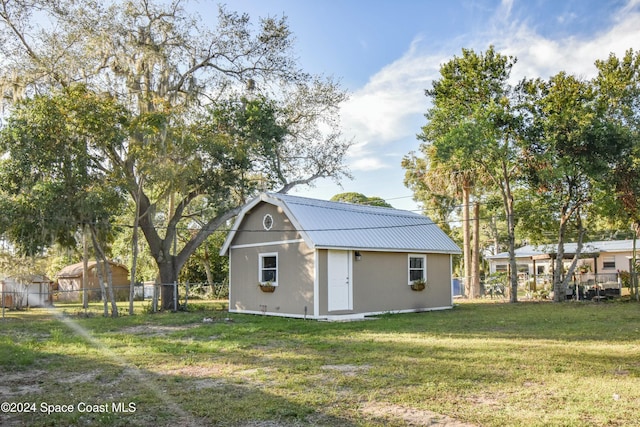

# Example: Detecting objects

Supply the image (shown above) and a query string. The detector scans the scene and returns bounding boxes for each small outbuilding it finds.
[220,193,461,320]
[1,274,53,308]
[55,261,130,302]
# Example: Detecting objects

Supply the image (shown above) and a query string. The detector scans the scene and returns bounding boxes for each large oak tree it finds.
[0,0,351,309]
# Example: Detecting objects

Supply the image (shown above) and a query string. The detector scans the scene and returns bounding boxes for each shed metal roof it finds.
[56,261,129,278]
[220,193,461,255]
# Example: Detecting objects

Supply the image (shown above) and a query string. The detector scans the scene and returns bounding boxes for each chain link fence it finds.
[1,280,229,317]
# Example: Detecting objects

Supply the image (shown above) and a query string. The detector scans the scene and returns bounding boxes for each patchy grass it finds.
[1,300,639,426]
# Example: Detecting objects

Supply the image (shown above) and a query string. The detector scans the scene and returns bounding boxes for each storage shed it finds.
[1,274,52,308]
[55,261,130,302]
[220,193,461,320]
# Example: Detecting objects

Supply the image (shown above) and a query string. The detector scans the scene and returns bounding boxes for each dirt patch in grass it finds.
[120,324,200,336]
[361,401,477,426]
[466,392,506,407]
[159,364,229,389]
[56,369,101,384]
[0,369,46,397]
[161,364,226,377]
[320,364,371,376]
[191,378,227,390]
[237,421,324,427]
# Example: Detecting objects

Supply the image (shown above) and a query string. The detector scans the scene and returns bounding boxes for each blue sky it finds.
[195,0,640,211]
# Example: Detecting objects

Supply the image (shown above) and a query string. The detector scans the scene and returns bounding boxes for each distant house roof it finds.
[220,193,461,255]
[487,240,636,260]
[1,274,51,284]
[56,261,129,279]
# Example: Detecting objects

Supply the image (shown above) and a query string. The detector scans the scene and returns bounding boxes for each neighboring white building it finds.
[487,240,638,284]
[1,274,52,308]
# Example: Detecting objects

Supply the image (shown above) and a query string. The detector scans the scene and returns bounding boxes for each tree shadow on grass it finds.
[0,328,358,427]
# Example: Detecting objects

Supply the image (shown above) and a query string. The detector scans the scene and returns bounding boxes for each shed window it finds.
[259,253,278,284]
[602,256,616,270]
[408,254,426,284]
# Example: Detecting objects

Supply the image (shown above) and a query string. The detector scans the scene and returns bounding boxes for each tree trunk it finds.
[135,190,183,311]
[92,248,109,317]
[562,212,586,292]
[471,201,481,298]
[506,217,518,303]
[129,177,143,315]
[492,217,500,256]
[82,225,89,309]
[553,216,568,303]
[91,226,118,317]
[134,188,243,311]
[158,259,179,311]
[105,259,118,318]
[562,231,585,291]
[501,170,518,303]
[634,222,639,301]
[203,246,215,298]
[462,183,472,297]
[554,210,586,302]
[129,224,139,315]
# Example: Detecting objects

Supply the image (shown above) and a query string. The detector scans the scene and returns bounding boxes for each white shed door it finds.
[327,250,352,311]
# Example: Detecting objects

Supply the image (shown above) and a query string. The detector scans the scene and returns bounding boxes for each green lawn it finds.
[1,300,639,426]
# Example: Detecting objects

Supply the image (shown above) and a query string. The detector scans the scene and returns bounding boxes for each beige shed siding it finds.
[56,263,130,302]
[317,250,452,316]
[225,198,457,319]
[229,241,315,317]
[228,202,315,316]
[231,203,301,247]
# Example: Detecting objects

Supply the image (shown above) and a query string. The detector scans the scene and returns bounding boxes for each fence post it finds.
[184,282,189,311]
[173,281,177,312]
[152,283,158,313]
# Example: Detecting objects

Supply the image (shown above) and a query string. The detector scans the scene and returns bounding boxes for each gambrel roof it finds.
[220,193,461,255]
[56,261,129,279]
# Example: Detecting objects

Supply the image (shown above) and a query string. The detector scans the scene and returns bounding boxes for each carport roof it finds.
[486,240,636,260]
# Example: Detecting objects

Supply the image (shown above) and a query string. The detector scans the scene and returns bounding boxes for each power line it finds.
[2,192,625,241]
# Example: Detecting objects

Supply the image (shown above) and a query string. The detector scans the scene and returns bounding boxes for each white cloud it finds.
[344,140,392,171]
[341,0,640,165]
[340,38,443,146]
[622,0,640,13]
[350,157,390,171]
[500,0,514,19]
[492,0,640,81]
[336,0,640,190]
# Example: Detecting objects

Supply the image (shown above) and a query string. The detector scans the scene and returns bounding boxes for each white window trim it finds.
[262,213,274,231]
[259,252,279,285]
[495,264,508,272]
[602,256,616,270]
[408,254,427,285]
